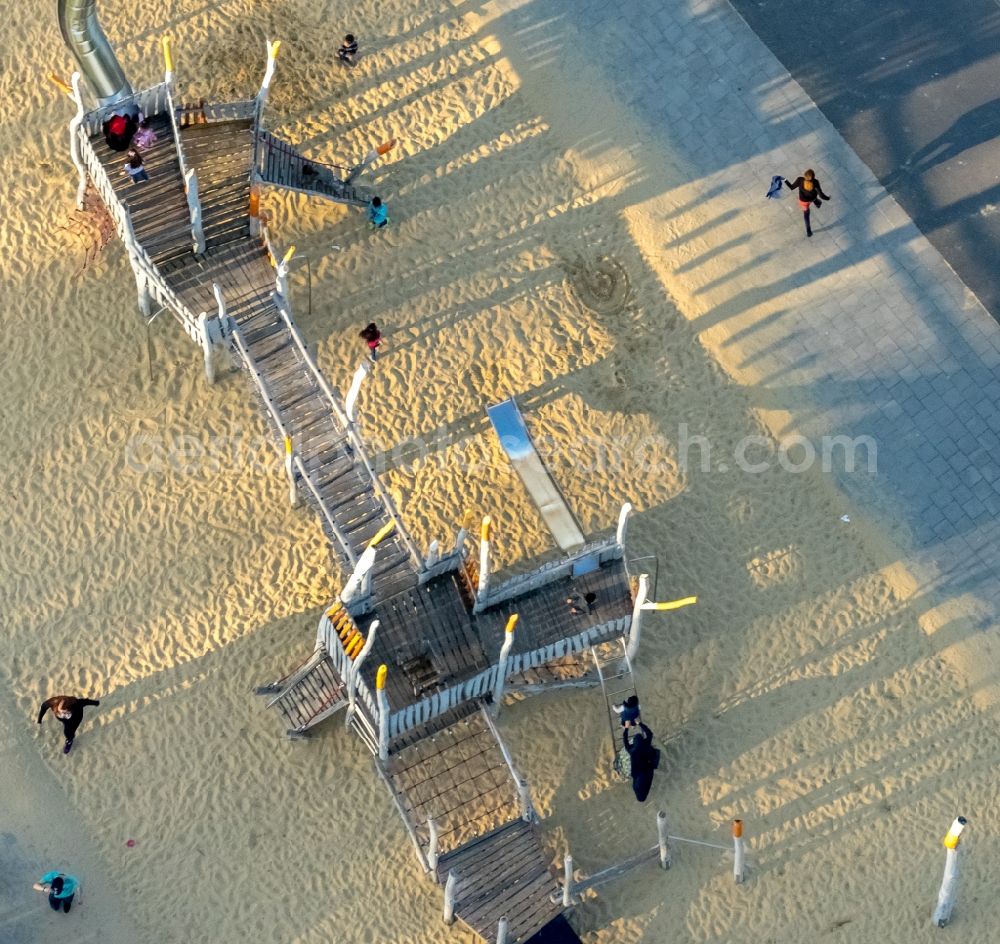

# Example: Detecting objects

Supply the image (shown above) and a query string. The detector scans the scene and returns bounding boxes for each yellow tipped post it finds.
[162,36,174,73]
[650,596,698,611]
[377,139,397,155]
[462,509,475,530]
[504,614,518,635]
[284,435,293,455]
[368,521,396,548]
[269,40,282,59]
[376,664,387,690]
[944,817,966,849]
[481,515,492,542]
[281,245,296,265]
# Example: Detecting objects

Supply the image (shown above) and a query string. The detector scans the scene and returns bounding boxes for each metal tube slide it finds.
[57,0,132,106]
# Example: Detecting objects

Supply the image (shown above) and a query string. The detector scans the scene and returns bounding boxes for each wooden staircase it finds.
[266,648,348,736]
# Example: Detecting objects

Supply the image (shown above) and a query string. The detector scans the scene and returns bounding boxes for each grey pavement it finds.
[727,0,1000,322]
[488,0,1000,636]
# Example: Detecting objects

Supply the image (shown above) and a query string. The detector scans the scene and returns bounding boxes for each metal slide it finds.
[487,397,585,552]
[57,0,132,105]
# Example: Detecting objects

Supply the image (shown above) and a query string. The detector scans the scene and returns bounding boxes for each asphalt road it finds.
[728,0,1000,319]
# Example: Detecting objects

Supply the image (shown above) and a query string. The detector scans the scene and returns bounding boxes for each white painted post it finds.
[616,501,633,546]
[424,539,440,570]
[933,816,967,927]
[120,208,153,319]
[198,312,216,384]
[733,819,746,884]
[346,139,396,183]
[517,776,536,823]
[68,73,88,209]
[427,818,440,874]
[491,614,518,716]
[453,526,468,557]
[185,168,205,254]
[283,436,299,508]
[443,870,457,925]
[657,810,671,870]
[626,574,650,663]
[496,916,509,944]
[562,853,573,907]
[477,515,492,605]
[345,619,378,729]
[345,361,371,423]
[256,39,281,113]
[375,664,390,761]
[275,244,294,299]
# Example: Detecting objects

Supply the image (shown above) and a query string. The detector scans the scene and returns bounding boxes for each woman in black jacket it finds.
[785,169,832,237]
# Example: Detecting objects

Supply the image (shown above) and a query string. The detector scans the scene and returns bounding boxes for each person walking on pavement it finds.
[37,695,100,754]
[784,169,831,237]
[34,871,79,913]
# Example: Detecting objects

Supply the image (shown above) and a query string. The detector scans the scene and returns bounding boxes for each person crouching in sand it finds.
[37,695,100,754]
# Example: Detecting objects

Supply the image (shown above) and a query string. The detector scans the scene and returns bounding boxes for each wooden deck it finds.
[386,709,521,855]
[436,820,563,944]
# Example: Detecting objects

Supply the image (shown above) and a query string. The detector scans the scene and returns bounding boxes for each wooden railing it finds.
[75,124,204,343]
[477,537,624,611]
[79,83,170,137]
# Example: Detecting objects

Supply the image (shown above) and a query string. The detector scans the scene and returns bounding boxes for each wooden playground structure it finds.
[53,17,713,942]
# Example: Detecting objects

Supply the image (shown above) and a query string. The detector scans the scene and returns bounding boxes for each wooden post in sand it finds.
[185,168,206,254]
[732,819,746,884]
[376,664,390,761]
[423,540,440,570]
[491,614,518,716]
[427,818,440,874]
[626,574,650,662]
[477,515,492,607]
[657,810,671,870]
[443,870,457,925]
[517,776,536,823]
[198,312,216,384]
[496,916,509,944]
[283,436,299,508]
[120,206,153,320]
[275,245,294,300]
[255,39,281,124]
[562,853,574,907]
[68,73,88,210]
[616,501,633,546]
[933,816,967,927]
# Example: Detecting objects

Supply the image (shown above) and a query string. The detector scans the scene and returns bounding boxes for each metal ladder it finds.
[590,638,638,777]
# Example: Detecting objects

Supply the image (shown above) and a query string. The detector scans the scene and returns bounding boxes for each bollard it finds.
[616,501,633,546]
[733,819,745,884]
[283,436,299,508]
[477,515,492,604]
[198,312,216,385]
[443,870,457,925]
[496,916,509,944]
[626,574,650,662]
[657,810,671,870]
[517,776,536,823]
[562,853,573,907]
[375,664,390,761]
[491,614,518,716]
[933,816,967,927]
[427,818,440,874]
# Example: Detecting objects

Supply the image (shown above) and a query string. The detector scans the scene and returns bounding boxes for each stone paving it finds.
[484,0,1000,641]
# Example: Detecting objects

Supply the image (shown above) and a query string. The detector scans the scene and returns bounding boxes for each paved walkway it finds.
[484,0,1000,652]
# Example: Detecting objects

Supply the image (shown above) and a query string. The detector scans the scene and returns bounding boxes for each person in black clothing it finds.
[784,169,831,237]
[337,34,359,66]
[102,112,138,152]
[623,721,660,802]
[37,695,101,754]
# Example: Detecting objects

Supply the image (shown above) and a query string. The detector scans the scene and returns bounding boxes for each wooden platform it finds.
[268,652,347,735]
[386,710,521,855]
[436,820,562,944]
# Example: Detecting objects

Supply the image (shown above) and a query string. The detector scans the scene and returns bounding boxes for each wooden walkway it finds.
[87,115,419,603]
[256,130,371,207]
[436,821,563,943]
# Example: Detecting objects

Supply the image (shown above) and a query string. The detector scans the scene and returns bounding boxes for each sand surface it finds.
[2,0,998,942]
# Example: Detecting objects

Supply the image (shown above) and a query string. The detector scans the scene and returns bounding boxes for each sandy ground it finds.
[2,0,998,942]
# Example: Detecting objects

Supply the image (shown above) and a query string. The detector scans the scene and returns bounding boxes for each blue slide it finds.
[487,398,585,552]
